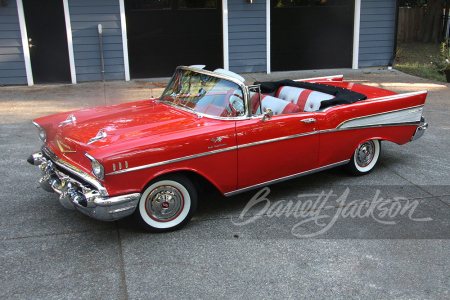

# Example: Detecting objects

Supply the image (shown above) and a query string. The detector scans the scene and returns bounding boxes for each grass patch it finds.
[395,42,447,82]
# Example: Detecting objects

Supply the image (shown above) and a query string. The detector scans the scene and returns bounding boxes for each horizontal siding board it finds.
[359,52,392,60]
[229,24,266,32]
[359,46,393,54]
[0,31,21,39]
[361,1,395,9]
[360,33,395,41]
[73,43,123,52]
[72,28,121,37]
[230,58,266,67]
[359,59,392,67]
[229,31,266,40]
[228,17,266,26]
[0,69,27,77]
[71,21,121,30]
[361,7,396,15]
[229,45,266,53]
[74,50,123,60]
[360,27,395,35]
[229,51,266,60]
[69,6,121,14]
[0,76,27,85]
[0,61,27,70]
[0,53,24,63]
[360,13,395,22]
[68,1,117,7]
[69,0,124,82]
[228,3,266,10]
[0,47,22,55]
[73,57,124,67]
[77,72,124,82]
[229,38,266,46]
[360,40,394,47]
[70,14,120,22]
[231,65,267,73]
[72,36,123,45]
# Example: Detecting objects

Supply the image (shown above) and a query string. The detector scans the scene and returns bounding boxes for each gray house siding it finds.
[0,0,27,85]
[228,1,266,73]
[359,0,396,67]
[68,0,124,82]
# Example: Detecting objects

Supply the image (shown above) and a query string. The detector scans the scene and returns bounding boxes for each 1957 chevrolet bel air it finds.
[28,65,428,232]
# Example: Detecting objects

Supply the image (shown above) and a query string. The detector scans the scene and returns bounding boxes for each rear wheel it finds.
[345,140,381,175]
[134,174,197,232]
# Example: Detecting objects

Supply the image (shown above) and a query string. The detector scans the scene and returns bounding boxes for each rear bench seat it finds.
[276,86,335,112]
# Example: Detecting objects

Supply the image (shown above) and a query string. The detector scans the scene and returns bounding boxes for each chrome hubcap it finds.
[356,141,375,167]
[145,185,184,222]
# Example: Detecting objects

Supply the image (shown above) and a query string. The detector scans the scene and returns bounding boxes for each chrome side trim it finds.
[319,122,421,135]
[224,159,350,197]
[106,145,238,175]
[42,146,108,196]
[337,105,424,129]
[238,131,318,149]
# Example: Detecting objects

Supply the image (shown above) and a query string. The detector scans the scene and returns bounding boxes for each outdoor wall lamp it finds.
[246,0,253,3]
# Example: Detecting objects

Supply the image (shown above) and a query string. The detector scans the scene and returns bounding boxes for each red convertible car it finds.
[28,65,428,232]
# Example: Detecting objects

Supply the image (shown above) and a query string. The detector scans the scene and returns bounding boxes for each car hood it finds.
[37,100,200,164]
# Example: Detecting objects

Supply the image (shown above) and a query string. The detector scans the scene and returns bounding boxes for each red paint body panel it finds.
[236,113,318,189]
[32,74,428,198]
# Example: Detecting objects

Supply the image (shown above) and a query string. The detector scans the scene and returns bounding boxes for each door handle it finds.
[301,118,316,123]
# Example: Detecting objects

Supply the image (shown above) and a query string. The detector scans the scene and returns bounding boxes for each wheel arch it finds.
[140,168,223,195]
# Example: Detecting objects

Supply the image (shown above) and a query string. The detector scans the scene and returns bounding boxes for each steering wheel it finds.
[224,89,244,117]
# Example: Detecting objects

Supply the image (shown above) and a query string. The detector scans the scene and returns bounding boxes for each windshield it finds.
[159,69,246,118]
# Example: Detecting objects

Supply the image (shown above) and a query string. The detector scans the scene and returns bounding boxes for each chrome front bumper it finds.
[411,116,428,142]
[28,150,141,221]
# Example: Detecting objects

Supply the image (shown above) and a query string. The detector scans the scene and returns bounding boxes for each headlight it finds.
[32,121,47,142]
[85,153,104,180]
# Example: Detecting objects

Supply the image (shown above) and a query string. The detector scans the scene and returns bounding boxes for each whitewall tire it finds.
[134,175,197,232]
[345,140,381,175]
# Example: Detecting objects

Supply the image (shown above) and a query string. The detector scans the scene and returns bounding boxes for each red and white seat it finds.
[276,86,335,112]
[251,93,301,115]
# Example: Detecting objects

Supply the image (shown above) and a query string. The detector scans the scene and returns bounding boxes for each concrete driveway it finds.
[1,68,449,299]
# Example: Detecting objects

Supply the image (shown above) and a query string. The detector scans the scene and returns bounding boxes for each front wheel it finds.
[134,175,197,232]
[345,140,381,176]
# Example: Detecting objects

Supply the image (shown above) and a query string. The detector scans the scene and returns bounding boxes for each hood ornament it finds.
[59,114,76,127]
[88,129,107,144]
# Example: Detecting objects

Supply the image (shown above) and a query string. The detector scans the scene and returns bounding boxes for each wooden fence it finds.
[398,7,425,42]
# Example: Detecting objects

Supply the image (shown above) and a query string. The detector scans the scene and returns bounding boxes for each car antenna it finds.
[150,82,154,98]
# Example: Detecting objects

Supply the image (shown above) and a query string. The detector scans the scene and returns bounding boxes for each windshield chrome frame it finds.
[159,66,251,120]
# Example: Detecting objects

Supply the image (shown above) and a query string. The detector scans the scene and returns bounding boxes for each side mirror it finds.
[261,108,273,121]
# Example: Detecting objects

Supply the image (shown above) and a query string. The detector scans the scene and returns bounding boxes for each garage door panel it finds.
[271,0,354,71]
[125,0,223,78]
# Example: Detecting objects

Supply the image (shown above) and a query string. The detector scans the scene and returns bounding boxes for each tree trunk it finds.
[443,0,450,40]
[420,0,445,42]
